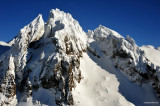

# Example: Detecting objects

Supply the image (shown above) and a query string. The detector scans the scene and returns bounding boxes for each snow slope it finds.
[87,49,160,106]
[73,53,134,106]
[141,45,160,67]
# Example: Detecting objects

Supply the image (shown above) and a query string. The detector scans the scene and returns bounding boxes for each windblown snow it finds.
[0,8,160,106]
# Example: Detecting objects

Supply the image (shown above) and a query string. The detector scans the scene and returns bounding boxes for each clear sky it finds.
[0,0,160,47]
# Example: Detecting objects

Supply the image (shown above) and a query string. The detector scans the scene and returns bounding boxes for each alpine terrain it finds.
[0,9,160,106]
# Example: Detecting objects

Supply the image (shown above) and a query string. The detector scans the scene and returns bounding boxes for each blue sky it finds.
[0,0,160,47]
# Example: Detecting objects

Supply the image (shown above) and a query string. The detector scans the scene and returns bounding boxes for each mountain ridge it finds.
[0,9,160,106]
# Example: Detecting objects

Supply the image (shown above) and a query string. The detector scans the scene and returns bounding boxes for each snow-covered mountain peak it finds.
[1,8,160,106]
[0,9,88,106]
[92,25,124,39]
[87,24,160,105]
[9,14,44,48]
[48,8,74,24]
[87,25,139,60]
[19,14,44,43]
[46,9,87,44]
